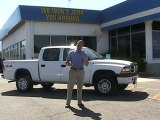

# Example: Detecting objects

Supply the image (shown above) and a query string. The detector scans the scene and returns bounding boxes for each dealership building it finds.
[0,0,160,75]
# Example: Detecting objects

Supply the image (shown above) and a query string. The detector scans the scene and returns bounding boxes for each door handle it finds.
[61,65,66,67]
[41,64,45,67]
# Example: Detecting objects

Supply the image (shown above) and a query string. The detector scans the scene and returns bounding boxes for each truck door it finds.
[60,48,71,82]
[39,48,61,82]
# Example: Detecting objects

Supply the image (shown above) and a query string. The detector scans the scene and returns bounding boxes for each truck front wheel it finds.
[16,75,33,92]
[94,75,117,95]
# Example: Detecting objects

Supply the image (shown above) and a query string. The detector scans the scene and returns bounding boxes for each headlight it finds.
[120,66,131,74]
[120,63,138,74]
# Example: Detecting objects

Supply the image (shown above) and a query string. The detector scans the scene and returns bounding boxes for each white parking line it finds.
[149,93,160,101]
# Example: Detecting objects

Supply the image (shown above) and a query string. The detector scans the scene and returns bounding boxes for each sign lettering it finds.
[41,7,84,22]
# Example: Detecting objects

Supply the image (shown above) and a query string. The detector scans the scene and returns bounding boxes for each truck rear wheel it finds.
[94,75,117,95]
[16,75,33,92]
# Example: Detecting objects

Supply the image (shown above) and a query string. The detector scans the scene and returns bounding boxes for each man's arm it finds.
[84,56,89,66]
[66,56,71,66]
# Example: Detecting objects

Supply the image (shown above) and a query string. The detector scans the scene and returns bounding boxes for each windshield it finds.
[82,48,104,60]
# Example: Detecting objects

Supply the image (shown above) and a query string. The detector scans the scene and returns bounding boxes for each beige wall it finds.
[33,22,108,54]
[3,24,26,49]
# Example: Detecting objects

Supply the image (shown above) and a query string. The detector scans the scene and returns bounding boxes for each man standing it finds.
[65,40,89,108]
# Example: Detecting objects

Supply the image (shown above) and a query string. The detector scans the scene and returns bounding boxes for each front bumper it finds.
[117,75,138,84]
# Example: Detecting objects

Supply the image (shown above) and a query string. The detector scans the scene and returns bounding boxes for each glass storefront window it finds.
[109,22,146,58]
[67,36,97,50]
[109,37,117,52]
[152,31,160,58]
[3,48,9,60]
[118,26,130,35]
[131,23,145,33]
[3,42,20,60]
[132,32,145,57]
[20,40,26,59]
[51,36,66,46]
[83,36,97,51]
[109,29,117,36]
[118,35,130,57]
[33,35,97,59]
[152,21,160,31]
[67,36,82,46]
[34,35,50,53]
[12,43,19,60]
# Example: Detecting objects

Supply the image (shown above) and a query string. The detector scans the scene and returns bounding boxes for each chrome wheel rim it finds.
[98,79,111,93]
[18,78,28,90]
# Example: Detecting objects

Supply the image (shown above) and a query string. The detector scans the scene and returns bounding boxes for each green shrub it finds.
[130,51,147,72]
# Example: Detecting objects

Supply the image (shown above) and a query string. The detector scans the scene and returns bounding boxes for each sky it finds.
[0,0,126,50]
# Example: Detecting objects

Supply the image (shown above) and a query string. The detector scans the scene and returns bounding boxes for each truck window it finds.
[63,48,73,61]
[43,48,60,61]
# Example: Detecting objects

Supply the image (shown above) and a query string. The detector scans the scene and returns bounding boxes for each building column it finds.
[145,21,153,63]
[25,21,34,59]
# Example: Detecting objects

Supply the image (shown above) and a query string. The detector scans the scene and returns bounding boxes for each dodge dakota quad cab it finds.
[2,46,138,95]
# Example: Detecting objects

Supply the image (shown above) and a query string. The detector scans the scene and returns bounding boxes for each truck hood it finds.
[90,59,132,66]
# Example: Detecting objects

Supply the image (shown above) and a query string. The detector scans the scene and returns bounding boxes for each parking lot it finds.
[0,75,160,120]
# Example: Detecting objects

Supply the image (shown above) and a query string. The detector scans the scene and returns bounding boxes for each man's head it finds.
[76,40,84,51]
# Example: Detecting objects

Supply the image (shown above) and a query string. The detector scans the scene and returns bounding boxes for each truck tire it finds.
[94,75,117,95]
[41,83,54,89]
[118,84,128,90]
[16,75,33,92]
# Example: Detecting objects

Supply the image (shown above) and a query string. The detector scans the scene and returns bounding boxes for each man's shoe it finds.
[78,103,84,108]
[65,104,70,108]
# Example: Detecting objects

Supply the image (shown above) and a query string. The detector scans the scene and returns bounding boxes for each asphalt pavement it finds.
[0,75,160,120]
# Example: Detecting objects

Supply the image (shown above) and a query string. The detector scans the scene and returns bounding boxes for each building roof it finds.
[1,0,160,40]
[101,0,160,30]
[0,5,100,40]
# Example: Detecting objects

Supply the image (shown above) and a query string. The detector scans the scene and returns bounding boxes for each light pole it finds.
[68,0,72,8]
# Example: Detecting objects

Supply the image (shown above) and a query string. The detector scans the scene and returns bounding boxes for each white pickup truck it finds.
[2,46,138,95]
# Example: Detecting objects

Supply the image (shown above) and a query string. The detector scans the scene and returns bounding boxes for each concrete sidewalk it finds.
[138,72,160,82]
[138,77,160,83]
